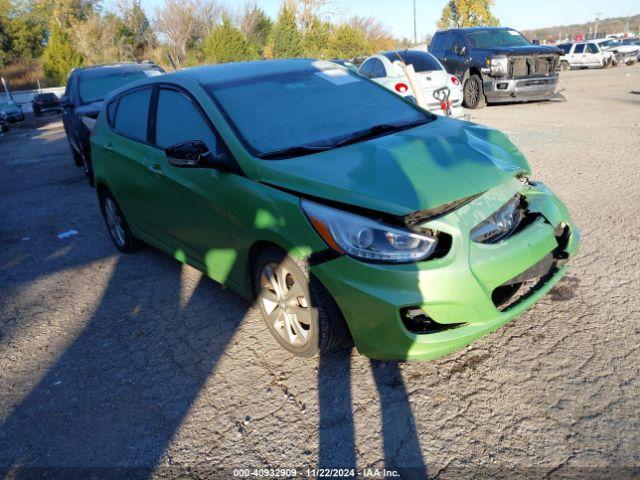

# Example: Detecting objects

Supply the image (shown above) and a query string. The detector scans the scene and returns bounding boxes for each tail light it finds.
[394,83,409,93]
[450,76,460,86]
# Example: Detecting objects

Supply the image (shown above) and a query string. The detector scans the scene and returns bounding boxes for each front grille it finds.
[509,55,557,78]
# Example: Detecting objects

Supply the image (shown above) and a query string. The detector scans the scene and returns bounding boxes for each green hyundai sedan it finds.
[91,59,580,360]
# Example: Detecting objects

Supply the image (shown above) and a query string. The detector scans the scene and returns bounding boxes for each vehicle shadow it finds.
[0,252,245,477]
[318,350,428,478]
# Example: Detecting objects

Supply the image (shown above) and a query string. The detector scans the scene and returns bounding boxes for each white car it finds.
[556,42,615,70]
[358,50,464,119]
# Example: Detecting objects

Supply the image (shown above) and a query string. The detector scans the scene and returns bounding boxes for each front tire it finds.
[253,247,351,357]
[463,74,486,109]
[100,191,140,253]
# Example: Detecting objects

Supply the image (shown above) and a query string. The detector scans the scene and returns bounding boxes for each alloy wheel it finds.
[259,262,312,347]
[465,79,479,106]
[104,197,126,247]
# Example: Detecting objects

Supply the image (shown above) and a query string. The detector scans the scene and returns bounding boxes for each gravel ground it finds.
[0,65,638,479]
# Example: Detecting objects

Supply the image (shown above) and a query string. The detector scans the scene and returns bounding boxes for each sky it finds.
[132,0,639,40]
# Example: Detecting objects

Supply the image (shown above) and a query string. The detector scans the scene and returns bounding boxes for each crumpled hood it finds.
[256,117,530,216]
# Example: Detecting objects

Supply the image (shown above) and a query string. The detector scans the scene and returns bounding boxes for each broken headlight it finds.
[470,195,524,244]
[301,199,438,263]
[488,56,509,77]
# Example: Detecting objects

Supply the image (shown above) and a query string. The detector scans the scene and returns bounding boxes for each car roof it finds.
[73,62,163,79]
[103,59,343,101]
[380,50,434,59]
[436,27,517,34]
[174,59,335,85]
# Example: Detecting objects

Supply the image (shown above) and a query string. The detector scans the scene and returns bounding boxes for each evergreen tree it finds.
[202,17,258,64]
[41,23,83,85]
[269,5,303,59]
[241,3,272,55]
[327,24,369,59]
[437,0,499,29]
[303,17,331,58]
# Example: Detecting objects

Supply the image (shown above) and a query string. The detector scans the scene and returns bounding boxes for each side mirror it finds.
[165,140,233,171]
[60,95,71,108]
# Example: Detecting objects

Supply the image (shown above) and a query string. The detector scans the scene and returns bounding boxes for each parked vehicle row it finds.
[87,59,580,361]
[556,39,639,70]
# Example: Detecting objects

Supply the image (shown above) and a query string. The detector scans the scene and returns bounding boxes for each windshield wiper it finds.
[333,119,431,148]
[257,144,332,160]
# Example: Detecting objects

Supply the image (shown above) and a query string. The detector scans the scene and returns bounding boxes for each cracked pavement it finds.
[0,65,639,479]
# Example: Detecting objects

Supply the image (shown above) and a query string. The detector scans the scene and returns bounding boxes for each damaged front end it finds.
[481,53,559,103]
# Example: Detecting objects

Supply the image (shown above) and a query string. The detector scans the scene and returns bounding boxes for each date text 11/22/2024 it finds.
[233,468,401,477]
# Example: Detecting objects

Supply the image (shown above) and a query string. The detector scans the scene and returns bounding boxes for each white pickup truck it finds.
[556,42,616,70]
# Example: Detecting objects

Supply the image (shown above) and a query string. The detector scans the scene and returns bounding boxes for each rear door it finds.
[143,86,233,281]
[104,87,158,235]
[429,31,450,66]
[442,33,467,76]
[584,43,602,66]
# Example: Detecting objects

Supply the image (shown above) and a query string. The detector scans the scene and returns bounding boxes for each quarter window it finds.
[113,88,151,142]
[371,59,387,78]
[155,89,217,150]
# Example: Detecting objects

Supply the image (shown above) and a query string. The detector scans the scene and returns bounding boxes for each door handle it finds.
[104,142,114,152]
[147,164,164,176]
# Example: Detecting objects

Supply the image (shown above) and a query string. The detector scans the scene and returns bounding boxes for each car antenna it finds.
[167,53,178,71]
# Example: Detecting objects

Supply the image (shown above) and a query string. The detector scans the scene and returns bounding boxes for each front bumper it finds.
[483,74,558,103]
[311,178,580,360]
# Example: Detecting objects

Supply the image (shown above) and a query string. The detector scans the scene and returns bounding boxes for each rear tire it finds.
[82,155,94,187]
[560,61,570,71]
[463,74,486,109]
[253,246,352,357]
[70,144,83,166]
[99,191,141,253]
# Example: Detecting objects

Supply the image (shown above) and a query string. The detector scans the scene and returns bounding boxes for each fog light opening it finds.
[400,307,466,334]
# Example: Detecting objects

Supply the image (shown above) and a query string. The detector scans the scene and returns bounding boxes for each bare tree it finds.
[292,0,338,33]
[348,15,396,52]
[153,0,222,67]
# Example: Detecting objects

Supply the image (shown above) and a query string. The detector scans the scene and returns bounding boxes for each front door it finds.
[144,87,234,282]
[570,43,586,67]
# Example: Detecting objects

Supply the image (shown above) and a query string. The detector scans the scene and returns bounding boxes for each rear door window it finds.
[155,88,217,151]
[113,88,152,142]
[430,32,450,53]
[574,43,585,54]
[396,51,442,72]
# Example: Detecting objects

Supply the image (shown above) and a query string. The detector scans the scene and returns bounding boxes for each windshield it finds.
[78,69,161,104]
[467,29,531,48]
[597,40,614,49]
[207,64,431,157]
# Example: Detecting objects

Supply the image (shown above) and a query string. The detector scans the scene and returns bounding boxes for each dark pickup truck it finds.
[429,27,561,109]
